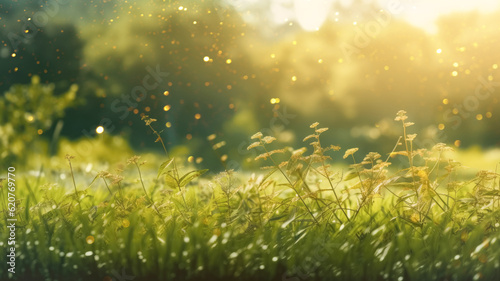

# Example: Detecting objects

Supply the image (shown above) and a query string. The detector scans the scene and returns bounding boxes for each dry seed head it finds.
[267,149,286,156]
[329,145,341,151]
[65,154,75,161]
[111,174,124,185]
[127,155,141,165]
[292,147,307,158]
[279,161,288,168]
[343,148,359,159]
[255,153,270,161]
[363,152,381,162]
[141,115,157,126]
[432,143,454,152]
[315,127,329,134]
[407,134,417,141]
[404,122,414,128]
[251,132,263,140]
[247,141,261,150]
[97,171,111,178]
[262,136,276,144]
[303,134,318,142]
[260,166,275,170]
[395,110,408,121]
[310,122,319,128]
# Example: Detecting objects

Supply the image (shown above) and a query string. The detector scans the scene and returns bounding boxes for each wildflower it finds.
[291,147,307,158]
[432,143,454,152]
[262,136,276,144]
[260,166,275,170]
[97,171,111,178]
[303,134,317,142]
[278,161,288,168]
[251,132,263,140]
[407,134,417,141]
[363,152,381,162]
[141,115,157,126]
[247,142,261,150]
[267,149,286,156]
[343,148,359,159]
[328,145,341,151]
[315,127,329,134]
[111,175,124,185]
[394,110,408,121]
[255,153,270,161]
[127,155,141,165]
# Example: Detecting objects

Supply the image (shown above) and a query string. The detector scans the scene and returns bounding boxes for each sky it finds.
[225,0,500,33]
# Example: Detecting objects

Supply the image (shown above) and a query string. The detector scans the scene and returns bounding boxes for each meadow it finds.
[1,104,499,280]
[2,1,500,280]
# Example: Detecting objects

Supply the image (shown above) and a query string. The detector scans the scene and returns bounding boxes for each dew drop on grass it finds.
[85,251,93,256]
[272,257,278,262]
[208,235,217,244]
[229,252,238,259]
[49,246,55,251]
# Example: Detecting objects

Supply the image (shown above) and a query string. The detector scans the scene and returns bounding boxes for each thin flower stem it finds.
[262,146,320,225]
[135,163,163,218]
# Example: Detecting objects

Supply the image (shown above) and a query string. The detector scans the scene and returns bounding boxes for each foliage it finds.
[0,76,76,163]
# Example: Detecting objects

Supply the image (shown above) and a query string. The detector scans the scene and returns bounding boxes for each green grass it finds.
[1,110,500,281]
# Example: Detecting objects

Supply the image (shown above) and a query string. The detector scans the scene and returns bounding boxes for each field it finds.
[1,111,500,281]
[2,1,500,280]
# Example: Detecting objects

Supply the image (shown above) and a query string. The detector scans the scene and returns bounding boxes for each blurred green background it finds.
[1,0,499,170]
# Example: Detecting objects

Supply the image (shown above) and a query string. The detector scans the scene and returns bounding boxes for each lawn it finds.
[1,111,499,281]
